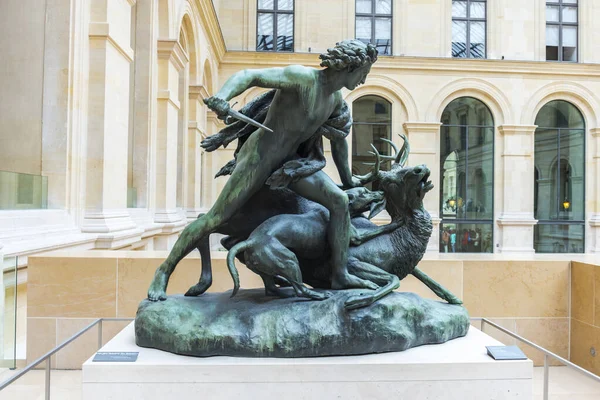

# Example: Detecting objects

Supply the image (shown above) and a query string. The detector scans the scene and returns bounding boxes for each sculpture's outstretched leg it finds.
[412,267,463,304]
[344,259,398,310]
[148,132,284,301]
[184,237,212,297]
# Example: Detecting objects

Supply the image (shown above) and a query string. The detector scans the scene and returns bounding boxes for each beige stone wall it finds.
[27,252,572,368]
[26,251,264,369]
[0,0,45,176]
[570,261,600,375]
[216,0,600,62]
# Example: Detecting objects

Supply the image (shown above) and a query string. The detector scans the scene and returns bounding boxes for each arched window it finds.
[352,96,392,191]
[439,97,494,253]
[534,100,585,253]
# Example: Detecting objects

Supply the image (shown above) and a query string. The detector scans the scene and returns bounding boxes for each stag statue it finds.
[223,135,462,309]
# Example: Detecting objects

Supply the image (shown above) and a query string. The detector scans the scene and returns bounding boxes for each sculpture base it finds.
[83,323,533,400]
[134,289,469,357]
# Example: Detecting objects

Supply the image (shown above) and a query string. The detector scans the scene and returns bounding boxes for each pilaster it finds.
[403,122,442,252]
[587,128,600,253]
[81,0,140,247]
[152,40,188,227]
[187,85,208,219]
[496,125,537,253]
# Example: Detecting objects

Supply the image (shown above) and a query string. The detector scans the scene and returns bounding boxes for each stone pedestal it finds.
[83,322,533,400]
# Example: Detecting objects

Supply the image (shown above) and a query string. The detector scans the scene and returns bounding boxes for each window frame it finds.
[546,0,578,62]
[534,100,586,253]
[439,97,495,253]
[355,0,393,56]
[256,0,295,52]
[451,0,487,59]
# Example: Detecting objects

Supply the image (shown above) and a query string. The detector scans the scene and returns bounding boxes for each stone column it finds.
[496,125,537,253]
[152,39,187,240]
[82,0,141,248]
[186,85,209,220]
[403,122,442,252]
[588,128,600,252]
[131,0,158,209]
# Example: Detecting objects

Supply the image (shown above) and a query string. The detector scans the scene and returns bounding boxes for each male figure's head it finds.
[319,40,378,90]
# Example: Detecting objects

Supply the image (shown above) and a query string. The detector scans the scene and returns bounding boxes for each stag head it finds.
[353,134,434,217]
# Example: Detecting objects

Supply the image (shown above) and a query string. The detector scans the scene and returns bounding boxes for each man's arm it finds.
[206,66,311,117]
[331,138,359,189]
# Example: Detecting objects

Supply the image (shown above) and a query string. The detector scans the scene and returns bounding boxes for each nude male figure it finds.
[147,40,379,301]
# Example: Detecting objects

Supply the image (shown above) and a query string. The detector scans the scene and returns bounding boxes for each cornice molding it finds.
[497,214,537,226]
[157,89,181,110]
[221,51,600,78]
[89,22,134,62]
[590,128,600,137]
[189,84,209,100]
[197,0,227,62]
[403,122,442,132]
[498,125,537,135]
[157,39,189,71]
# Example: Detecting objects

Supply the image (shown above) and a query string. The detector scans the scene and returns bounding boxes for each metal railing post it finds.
[97,319,103,350]
[45,357,51,400]
[543,354,549,400]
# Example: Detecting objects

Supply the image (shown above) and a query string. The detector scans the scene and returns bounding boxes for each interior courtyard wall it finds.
[0,0,45,176]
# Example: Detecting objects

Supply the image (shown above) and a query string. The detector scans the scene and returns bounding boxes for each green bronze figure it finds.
[148,40,379,301]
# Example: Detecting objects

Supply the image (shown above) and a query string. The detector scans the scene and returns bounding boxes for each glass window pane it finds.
[562,6,578,23]
[441,126,468,220]
[470,2,485,19]
[352,95,391,123]
[546,6,559,22]
[375,0,391,14]
[469,21,486,58]
[452,1,467,18]
[375,17,391,55]
[357,0,372,14]
[257,13,274,51]
[452,20,467,58]
[356,17,372,42]
[465,128,493,220]
[534,224,584,253]
[277,0,293,11]
[562,0,578,4]
[375,17,391,39]
[562,26,577,61]
[546,25,559,60]
[440,223,493,253]
[546,25,559,46]
[535,100,584,129]
[277,14,293,51]
[559,130,584,221]
[258,0,274,10]
[534,128,558,221]
[562,25,577,46]
[352,96,392,191]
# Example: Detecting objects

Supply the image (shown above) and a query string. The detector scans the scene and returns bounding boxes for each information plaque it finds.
[93,352,139,362]
[486,346,527,361]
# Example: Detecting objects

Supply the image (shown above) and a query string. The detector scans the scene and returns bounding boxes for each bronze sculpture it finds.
[136,40,469,358]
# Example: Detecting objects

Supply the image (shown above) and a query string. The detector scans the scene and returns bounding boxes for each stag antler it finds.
[395,134,410,166]
[353,134,410,185]
[354,144,381,185]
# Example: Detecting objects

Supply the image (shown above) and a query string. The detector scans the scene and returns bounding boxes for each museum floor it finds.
[0,366,599,400]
